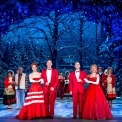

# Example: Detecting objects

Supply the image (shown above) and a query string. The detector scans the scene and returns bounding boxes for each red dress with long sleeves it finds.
[3,77,16,105]
[102,74,116,100]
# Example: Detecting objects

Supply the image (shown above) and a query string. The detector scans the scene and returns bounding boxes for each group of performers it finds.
[2,60,116,120]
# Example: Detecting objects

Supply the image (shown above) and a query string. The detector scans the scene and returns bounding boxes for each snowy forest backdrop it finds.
[0,0,122,96]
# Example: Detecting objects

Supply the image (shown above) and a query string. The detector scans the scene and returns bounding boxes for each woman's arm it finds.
[112,75,116,88]
[29,74,41,83]
[4,78,12,86]
[84,74,99,85]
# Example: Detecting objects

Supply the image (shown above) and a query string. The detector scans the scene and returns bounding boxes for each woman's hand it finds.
[8,85,12,89]
[84,78,89,83]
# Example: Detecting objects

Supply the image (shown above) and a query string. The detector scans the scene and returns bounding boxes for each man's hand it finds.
[8,85,12,89]
[50,87,54,91]
[15,82,18,86]
[77,79,82,82]
[46,82,49,86]
[70,91,72,95]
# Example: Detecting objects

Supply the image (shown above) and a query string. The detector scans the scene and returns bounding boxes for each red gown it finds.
[82,76,113,120]
[16,77,46,120]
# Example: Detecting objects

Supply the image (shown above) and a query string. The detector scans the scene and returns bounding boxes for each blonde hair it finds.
[90,64,97,73]
[107,67,113,74]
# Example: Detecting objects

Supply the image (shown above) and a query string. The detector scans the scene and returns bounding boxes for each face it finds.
[60,72,63,76]
[91,66,97,73]
[107,69,112,74]
[98,67,102,72]
[18,68,23,74]
[75,62,80,69]
[47,60,52,68]
[8,72,12,77]
[32,65,37,72]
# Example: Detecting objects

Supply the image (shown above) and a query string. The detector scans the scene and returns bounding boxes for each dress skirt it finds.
[16,83,45,120]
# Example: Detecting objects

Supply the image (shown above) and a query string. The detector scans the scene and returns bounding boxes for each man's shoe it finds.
[49,116,54,119]
[45,116,50,119]
[73,117,77,119]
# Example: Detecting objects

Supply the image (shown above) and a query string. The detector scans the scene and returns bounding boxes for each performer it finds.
[64,71,70,98]
[41,60,58,119]
[15,67,27,109]
[3,70,16,109]
[102,67,116,108]
[58,71,64,99]
[98,67,106,94]
[82,64,113,120]
[98,67,104,86]
[16,62,45,120]
[69,61,87,119]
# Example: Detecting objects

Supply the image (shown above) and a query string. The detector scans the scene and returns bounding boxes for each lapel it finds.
[50,68,53,83]
[74,71,81,81]
[74,72,77,81]
[79,71,81,79]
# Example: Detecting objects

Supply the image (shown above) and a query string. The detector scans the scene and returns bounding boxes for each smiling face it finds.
[46,60,52,68]
[75,62,80,70]
[90,65,97,73]
[7,72,12,77]
[31,64,37,72]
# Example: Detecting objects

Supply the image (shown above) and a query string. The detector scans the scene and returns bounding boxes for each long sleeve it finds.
[4,78,11,87]
[81,71,87,85]
[101,74,107,87]
[41,70,46,86]
[112,75,116,88]
[53,69,59,89]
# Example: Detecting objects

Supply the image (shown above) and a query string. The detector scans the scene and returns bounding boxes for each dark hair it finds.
[31,62,38,67]
[75,61,80,64]
[7,71,13,77]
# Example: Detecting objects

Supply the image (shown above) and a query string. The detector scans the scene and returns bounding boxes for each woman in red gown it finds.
[3,70,16,109]
[16,62,45,120]
[82,64,112,120]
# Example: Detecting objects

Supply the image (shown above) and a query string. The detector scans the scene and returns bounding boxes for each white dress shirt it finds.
[75,71,80,81]
[46,69,52,83]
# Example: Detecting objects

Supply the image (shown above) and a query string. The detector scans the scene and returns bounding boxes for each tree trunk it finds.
[79,18,83,69]
[52,11,58,68]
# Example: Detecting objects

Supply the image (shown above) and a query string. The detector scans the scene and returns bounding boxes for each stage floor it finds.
[0,97,122,122]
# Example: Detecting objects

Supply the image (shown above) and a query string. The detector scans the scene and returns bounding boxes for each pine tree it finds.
[26,42,38,73]
[9,43,22,72]
[0,40,7,83]
[17,37,28,70]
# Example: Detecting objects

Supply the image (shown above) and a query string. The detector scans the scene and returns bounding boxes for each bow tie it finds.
[47,69,51,70]
[76,71,80,72]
